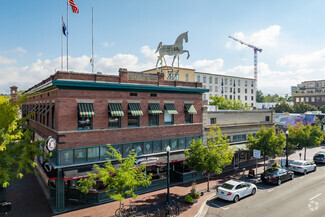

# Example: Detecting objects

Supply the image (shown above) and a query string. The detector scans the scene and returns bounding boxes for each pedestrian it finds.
[299,152,302,160]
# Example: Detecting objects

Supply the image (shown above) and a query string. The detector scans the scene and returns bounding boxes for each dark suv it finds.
[313,152,325,163]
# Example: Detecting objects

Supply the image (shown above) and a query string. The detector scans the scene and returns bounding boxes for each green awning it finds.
[148,104,162,115]
[78,103,95,117]
[185,104,197,114]
[39,104,46,114]
[44,104,53,115]
[128,103,143,116]
[165,104,178,114]
[34,105,39,113]
[108,103,124,117]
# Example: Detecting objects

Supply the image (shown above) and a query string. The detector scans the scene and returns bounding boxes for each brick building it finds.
[293,80,325,108]
[22,69,208,213]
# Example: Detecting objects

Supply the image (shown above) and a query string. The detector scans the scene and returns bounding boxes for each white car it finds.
[216,180,257,203]
[289,160,317,175]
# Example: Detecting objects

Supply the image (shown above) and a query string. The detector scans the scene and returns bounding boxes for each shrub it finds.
[271,162,281,168]
[191,192,200,199]
[185,194,194,203]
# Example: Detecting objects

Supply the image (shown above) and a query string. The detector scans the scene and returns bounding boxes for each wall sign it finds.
[135,157,159,165]
[46,136,57,152]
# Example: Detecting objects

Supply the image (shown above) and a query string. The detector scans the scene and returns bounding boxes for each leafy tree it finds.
[274,102,294,113]
[319,105,325,113]
[0,96,42,188]
[287,122,324,160]
[293,102,317,113]
[256,90,265,103]
[209,96,249,110]
[184,126,234,192]
[247,126,286,171]
[77,144,152,214]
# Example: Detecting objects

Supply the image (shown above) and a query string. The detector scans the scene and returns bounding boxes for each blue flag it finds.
[62,20,66,36]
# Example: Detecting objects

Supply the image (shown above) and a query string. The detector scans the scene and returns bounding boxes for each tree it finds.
[247,126,286,171]
[287,122,324,160]
[274,102,294,113]
[319,105,325,113]
[293,102,317,113]
[209,96,249,110]
[184,126,234,192]
[256,90,265,103]
[77,144,152,214]
[0,96,42,188]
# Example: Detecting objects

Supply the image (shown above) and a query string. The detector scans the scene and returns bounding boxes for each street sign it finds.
[253,149,261,159]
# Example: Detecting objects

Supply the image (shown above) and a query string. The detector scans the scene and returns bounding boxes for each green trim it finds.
[52,80,209,94]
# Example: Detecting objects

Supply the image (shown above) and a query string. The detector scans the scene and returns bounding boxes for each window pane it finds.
[108,116,120,128]
[78,116,92,130]
[74,149,87,163]
[88,147,99,162]
[185,111,193,123]
[123,144,133,157]
[134,143,143,156]
[164,112,173,125]
[128,113,139,127]
[143,141,152,154]
[186,137,193,149]
[60,150,73,165]
[149,114,159,126]
[162,139,169,151]
[152,140,162,153]
[100,146,109,160]
[178,138,186,149]
[170,139,178,150]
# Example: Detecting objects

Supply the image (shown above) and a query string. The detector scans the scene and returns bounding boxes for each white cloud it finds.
[11,47,27,55]
[277,48,325,68]
[101,41,115,48]
[226,25,281,50]
[0,56,16,65]
[190,59,224,73]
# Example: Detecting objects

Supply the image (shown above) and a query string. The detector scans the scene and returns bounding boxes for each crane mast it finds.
[228,36,262,88]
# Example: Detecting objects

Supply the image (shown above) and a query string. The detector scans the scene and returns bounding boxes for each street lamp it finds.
[286,130,289,167]
[166,145,171,205]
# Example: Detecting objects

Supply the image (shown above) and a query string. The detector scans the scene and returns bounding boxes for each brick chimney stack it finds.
[10,86,18,102]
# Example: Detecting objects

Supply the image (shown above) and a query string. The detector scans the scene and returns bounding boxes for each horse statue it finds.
[155,31,190,70]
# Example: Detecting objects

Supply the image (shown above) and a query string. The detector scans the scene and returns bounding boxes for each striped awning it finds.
[108,103,124,117]
[39,105,46,114]
[185,104,197,114]
[128,103,143,116]
[34,105,39,113]
[148,104,162,115]
[165,104,178,115]
[44,104,53,115]
[78,103,95,117]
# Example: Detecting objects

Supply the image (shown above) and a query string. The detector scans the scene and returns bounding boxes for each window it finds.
[78,104,94,130]
[149,113,159,126]
[296,98,300,102]
[238,96,240,100]
[306,97,309,102]
[215,77,218,84]
[168,71,173,80]
[221,87,224,94]
[311,97,315,102]
[230,95,232,100]
[238,88,240,93]
[300,97,304,102]
[245,80,248,86]
[51,104,55,129]
[265,116,270,121]
[251,96,254,101]
[74,149,87,163]
[225,78,228,85]
[88,147,99,162]
[210,118,216,125]
[184,104,196,124]
[245,96,248,100]
[225,87,227,93]
[148,104,161,126]
[251,89,254,94]
[245,89,247,93]
[238,79,241,86]
[230,87,232,92]
[128,103,142,127]
[130,93,137,96]
[150,93,157,97]
[203,76,206,83]
[108,103,123,128]
[221,78,224,86]
[322,97,325,102]
[251,81,254,87]
[174,72,179,80]
[185,73,189,81]
[197,75,200,82]
[209,86,212,91]
[215,86,218,92]
[164,104,177,125]
[233,134,246,142]
[128,113,139,127]
[209,76,212,83]
[225,95,228,99]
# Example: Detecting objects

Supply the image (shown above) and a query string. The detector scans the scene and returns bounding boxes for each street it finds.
[204,149,325,217]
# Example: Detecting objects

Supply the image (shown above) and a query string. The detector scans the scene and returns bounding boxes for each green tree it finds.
[293,102,317,113]
[209,96,249,110]
[247,126,286,171]
[274,102,294,113]
[319,105,325,113]
[184,126,234,192]
[287,122,324,160]
[256,90,265,103]
[77,144,152,214]
[0,96,42,188]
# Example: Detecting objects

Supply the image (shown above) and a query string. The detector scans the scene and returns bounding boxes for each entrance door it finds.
[234,153,240,169]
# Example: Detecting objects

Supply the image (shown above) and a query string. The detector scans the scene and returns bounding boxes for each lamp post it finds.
[166,145,171,205]
[286,130,289,168]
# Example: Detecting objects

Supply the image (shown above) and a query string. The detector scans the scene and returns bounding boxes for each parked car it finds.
[313,152,325,163]
[261,168,294,185]
[289,160,316,174]
[216,180,257,203]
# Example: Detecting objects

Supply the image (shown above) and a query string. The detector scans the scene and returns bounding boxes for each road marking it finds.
[267,189,274,192]
[309,193,322,201]
[212,203,230,210]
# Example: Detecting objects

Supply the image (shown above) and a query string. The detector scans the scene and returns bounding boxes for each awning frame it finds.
[78,103,95,118]
[108,103,124,117]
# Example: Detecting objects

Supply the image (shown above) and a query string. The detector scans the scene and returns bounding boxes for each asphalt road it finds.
[204,163,325,217]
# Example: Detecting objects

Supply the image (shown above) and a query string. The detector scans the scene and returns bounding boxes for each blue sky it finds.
[1,0,325,95]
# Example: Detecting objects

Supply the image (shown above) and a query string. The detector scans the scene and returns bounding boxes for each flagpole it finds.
[67,0,69,72]
[92,7,94,73]
[61,15,63,71]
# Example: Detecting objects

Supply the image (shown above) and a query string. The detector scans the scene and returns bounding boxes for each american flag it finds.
[68,0,79,13]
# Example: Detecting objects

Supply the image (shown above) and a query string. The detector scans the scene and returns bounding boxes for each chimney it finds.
[10,86,18,102]
[119,68,128,83]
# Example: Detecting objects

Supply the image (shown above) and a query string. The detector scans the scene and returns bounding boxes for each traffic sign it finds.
[253,149,261,159]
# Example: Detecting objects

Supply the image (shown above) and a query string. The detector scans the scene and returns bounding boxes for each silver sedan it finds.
[216,180,257,203]
[289,160,317,175]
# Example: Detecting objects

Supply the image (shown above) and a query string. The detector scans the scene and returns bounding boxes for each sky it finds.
[1,0,325,96]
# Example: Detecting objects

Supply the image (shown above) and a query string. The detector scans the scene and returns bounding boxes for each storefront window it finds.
[60,150,73,165]
[88,147,99,162]
[178,138,186,149]
[186,137,193,148]
[147,165,167,180]
[143,141,152,154]
[152,140,162,153]
[134,143,143,156]
[123,144,133,157]
[162,139,169,151]
[100,146,109,160]
[74,149,87,163]
[170,139,177,150]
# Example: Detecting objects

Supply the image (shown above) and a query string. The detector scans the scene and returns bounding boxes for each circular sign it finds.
[46,136,56,152]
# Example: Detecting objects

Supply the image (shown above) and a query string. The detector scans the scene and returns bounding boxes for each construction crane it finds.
[228,36,262,87]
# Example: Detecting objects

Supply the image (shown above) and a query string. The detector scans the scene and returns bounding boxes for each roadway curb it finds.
[194,194,217,217]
